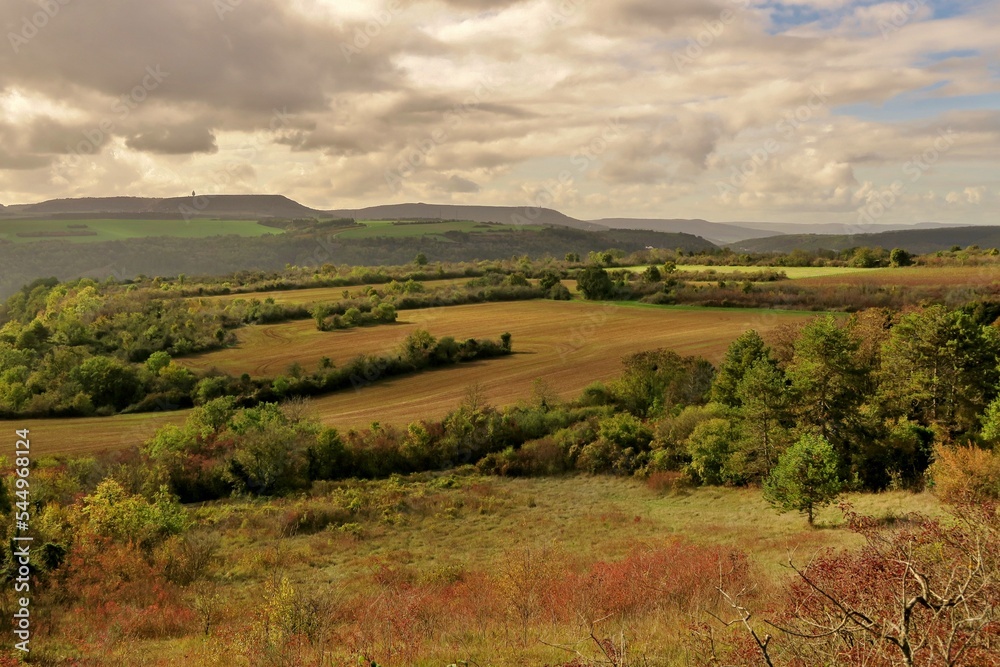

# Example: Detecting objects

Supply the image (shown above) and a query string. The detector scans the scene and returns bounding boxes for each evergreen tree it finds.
[734,359,792,480]
[764,433,842,526]
[711,330,774,407]
[786,316,867,474]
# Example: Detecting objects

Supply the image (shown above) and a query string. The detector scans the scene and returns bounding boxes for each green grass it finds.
[621,264,885,279]
[0,219,279,244]
[336,219,545,240]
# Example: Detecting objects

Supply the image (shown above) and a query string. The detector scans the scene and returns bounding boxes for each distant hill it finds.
[2,195,325,219]
[730,221,962,236]
[325,203,605,232]
[730,226,1000,254]
[0,224,717,300]
[591,218,777,244]
[582,218,966,244]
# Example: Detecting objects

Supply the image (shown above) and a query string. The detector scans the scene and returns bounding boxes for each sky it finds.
[0,0,998,226]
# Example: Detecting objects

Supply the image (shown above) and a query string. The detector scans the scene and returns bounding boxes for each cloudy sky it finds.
[1,0,998,225]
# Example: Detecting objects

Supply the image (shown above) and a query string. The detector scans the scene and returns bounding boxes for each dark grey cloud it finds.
[126,125,218,155]
[0,0,427,126]
[445,174,481,192]
[435,0,530,9]
[0,117,112,169]
[585,0,734,34]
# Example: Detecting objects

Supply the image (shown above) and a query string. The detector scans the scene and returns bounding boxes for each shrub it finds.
[579,381,613,407]
[929,444,1000,502]
[597,413,652,449]
[81,480,189,548]
[54,538,195,642]
[155,531,221,585]
[686,418,740,486]
[706,503,1000,666]
[645,470,694,495]
[548,283,572,300]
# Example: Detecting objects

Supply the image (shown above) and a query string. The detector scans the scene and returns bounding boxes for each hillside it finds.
[326,202,605,231]
[2,194,325,219]
[592,218,776,244]
[729,225,1000,254]
[734,221,962,235]
[0,225,717,299]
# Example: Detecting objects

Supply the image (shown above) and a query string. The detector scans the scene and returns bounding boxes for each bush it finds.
[645,470,694,495]
[598,413,652,450]
[477,438,569,477]
[686,418,740,486]
[155,531,221,585]
[548,283,572,300]
[81,480,189,548]
[640,291,675,305]
[579,381,613,406]
[929,444,1000,502]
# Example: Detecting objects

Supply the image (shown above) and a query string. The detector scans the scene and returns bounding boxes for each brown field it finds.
[183,300,815,428]
[21,301,817,456]
[14,411,187,458]
[795,264,1000,288]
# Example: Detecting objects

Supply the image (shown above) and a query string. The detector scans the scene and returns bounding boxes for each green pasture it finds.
[335,219,545,240]
[0,219,278,244]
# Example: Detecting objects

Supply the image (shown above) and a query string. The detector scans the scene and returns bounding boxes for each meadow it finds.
[35,471,945,666]
[336,219,546,240]
[0,218,277,244]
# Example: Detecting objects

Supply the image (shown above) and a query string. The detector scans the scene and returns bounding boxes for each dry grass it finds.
[264,477,939,584]
[101,476,943,666]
